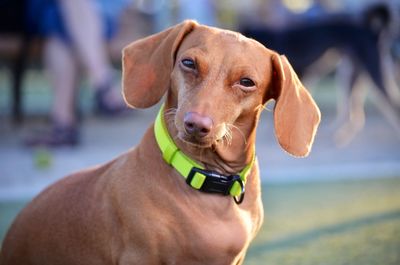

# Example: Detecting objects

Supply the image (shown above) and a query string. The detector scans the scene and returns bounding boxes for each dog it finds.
[241,3,400,145]
[0,20,320,264]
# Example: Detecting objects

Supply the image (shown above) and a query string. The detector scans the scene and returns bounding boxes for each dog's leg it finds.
[368,82,400,138]
[380,34,400,108]
[378,40,400,135]
[334,57,368,147]
[302,49,341,93]
[333,57,353,129]
[335,79,367,147]
[365,36,400,137]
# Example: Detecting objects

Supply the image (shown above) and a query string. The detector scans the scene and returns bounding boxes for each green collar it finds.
[154,104,255,203]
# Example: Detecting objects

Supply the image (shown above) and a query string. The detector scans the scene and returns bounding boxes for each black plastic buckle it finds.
[186,167,245,204]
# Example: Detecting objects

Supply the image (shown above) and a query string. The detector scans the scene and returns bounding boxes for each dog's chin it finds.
[177,133,214,148]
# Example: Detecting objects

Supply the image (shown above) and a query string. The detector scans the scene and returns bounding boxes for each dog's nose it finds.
[184,112,213,138]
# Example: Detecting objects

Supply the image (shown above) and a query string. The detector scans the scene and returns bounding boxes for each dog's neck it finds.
[163,101,258,176]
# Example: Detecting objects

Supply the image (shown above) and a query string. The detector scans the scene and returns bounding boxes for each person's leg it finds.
[58,0,125,112]
[44,36,77,126]
[25,36,79,147]
[58,0,109,87]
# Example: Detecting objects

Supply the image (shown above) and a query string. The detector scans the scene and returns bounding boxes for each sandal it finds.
[94,81,128,116]
[25,124,79,147]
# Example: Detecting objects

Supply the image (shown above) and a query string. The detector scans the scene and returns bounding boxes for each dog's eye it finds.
[181,58,196,70]
[240,78,255,87]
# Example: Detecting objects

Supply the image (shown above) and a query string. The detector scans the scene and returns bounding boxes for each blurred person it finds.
[262,0,294,28]
[25,0,131,147]
[177,0,217,26]
[303,0,329,19]
[148,0,217,32]
[244,0,334,29]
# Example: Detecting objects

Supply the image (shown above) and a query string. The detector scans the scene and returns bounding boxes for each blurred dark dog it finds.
[241,3,400,145]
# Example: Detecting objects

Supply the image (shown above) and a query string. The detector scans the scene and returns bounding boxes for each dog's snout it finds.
[184,112,213,138]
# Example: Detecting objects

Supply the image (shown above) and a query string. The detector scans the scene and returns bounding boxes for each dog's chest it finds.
[191,216,250,262]
[154,202,253,264]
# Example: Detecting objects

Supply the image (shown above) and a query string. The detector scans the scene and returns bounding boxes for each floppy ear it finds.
[271,54,321,157]
[122,20,198,108]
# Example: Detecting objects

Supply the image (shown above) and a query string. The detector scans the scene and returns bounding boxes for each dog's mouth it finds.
[177,132,215,148]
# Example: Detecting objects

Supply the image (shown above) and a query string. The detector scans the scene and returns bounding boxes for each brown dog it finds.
[0,20,320,264]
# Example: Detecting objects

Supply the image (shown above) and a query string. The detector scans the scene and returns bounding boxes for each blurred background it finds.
[0,0,400,264]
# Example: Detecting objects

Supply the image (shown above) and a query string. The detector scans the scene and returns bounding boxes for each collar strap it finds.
[154,104,255,204]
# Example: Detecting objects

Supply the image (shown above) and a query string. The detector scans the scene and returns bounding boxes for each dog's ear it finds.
[122,20,198,108]
[270,54,321,157]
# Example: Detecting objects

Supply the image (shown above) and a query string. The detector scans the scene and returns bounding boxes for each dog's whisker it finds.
[164,108,178,124]
[227,123,247,145]
[218,135,228,147]
[164,108,177,117]
[164,108,178,133]
[258,104,268,112]
[226,135,233,146]
[220,135,227,147]
[214,124,231,147]
[255,104,263,112]
[224,125,233,146]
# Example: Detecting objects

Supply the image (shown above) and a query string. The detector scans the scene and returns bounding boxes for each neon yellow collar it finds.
[154,104,255,202]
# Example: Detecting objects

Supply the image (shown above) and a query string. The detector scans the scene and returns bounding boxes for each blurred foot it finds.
[25,124,79,147]
[95,80,128,116]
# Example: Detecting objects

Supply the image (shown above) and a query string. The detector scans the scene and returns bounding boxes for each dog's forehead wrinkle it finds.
[192,27,253,49]
[182,29,269,75]
[219,30,247,42]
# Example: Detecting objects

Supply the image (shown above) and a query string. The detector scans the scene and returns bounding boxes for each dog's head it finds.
[122,20,320,157]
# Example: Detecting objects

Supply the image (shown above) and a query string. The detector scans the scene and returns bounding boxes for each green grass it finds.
[1,177,400,264]
[245,177,400,265]
[0,201,28,242]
